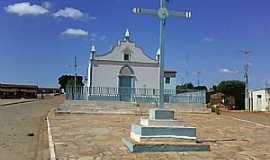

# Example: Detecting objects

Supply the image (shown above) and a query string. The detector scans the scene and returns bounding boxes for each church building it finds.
[87,30,176,101]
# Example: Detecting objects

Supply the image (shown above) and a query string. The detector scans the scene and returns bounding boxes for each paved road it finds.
[0,96,64,160]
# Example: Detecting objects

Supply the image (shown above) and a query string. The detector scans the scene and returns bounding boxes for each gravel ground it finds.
[0,96,64,160]
[223,111,270,126]
[50,103,270,160]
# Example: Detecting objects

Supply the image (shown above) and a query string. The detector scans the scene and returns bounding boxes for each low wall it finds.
[62,100,208,113]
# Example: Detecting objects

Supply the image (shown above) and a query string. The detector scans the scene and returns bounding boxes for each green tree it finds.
[212,85,217,91]
[217,80,245,110]
[176,83,194,94]
[194,86,208,91]
[58,75,84,90]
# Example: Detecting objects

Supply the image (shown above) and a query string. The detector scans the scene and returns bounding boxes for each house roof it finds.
[0,83,38,89]
[164,70,177,73]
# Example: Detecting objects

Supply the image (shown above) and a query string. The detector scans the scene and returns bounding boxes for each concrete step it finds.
[122,137,210,153]
[149,108,175,120]
[140,118,184,127]
[130,124,196,142]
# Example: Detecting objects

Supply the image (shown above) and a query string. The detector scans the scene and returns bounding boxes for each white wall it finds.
[133,66,159,89]
[164,77,176,94]
[92,65,121,88]
[92,64,159,89]
[251,90,270,111]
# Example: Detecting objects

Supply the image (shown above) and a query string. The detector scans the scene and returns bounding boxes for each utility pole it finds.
[74,56,78,100]
[184,53,190,84]
[243,50,251,111]
[195,71,202,87]
[132,0,191,108]
[265,80,269,88]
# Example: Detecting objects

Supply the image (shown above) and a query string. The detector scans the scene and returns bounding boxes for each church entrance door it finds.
[119,76,132,101]
[118,65,135,102]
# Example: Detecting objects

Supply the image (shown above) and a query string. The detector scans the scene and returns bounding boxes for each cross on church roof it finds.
[91,45,96,52]
[124,29,131,41]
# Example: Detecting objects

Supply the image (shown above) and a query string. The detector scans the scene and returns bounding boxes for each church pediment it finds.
[95,31,158,64]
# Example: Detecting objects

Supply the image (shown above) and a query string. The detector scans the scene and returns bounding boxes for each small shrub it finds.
[215,105,221,115]
[211,105,216,112]
[211,104,221,115]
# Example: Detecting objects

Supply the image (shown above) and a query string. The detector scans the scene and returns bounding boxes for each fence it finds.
[64,86,206,105]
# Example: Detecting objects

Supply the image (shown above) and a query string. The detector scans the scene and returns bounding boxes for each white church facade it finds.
[86,30,177,102]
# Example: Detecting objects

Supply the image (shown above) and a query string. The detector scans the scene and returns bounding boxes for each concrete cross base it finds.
[140,118,184,127]
[122,137,210,153]
[130,124,196,143]
[149,108,175,120]
[122,108,210,152]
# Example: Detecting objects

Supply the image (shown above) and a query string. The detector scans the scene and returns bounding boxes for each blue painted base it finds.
[122,137,210,153]
[149,108,175,120]
[131,124,196,138]
[140,118,184,127]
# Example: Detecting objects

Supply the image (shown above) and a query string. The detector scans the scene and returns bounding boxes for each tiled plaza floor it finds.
[49,103,270,160]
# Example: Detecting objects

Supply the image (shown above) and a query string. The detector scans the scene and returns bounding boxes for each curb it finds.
[46,115,56,160]
[0,100,36,107]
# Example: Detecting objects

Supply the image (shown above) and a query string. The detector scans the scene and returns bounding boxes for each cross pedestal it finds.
[122,108,210,152]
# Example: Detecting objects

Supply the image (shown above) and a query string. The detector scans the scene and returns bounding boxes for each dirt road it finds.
[0,96,64,160]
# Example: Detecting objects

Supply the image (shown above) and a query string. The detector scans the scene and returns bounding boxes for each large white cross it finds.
[133,0,191,108]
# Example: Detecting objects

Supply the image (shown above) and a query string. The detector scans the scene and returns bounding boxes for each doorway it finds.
[118,65,135,102]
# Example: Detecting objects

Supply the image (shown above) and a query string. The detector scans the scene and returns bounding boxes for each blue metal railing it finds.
[64,86,205,104]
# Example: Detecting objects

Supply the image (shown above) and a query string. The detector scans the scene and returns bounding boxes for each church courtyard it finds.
[49,102,270,160]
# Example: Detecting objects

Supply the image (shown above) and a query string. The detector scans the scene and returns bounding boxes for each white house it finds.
[86,30,177,101]
[249,89,270,111]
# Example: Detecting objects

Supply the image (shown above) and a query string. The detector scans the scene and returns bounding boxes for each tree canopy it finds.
[58,75,84,90]
[217,80,245,110]
[176,83,207,94]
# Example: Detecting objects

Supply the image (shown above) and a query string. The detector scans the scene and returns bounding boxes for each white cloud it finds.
[62,28,88,37]
[53,7,85,19]
[201,37,214,43]
[219,68,239,74]
[89,33,107,41]
[4,2,49,16]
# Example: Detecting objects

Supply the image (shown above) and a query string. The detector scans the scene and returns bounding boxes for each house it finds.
[249,89,270,111]
[0,83,38,99]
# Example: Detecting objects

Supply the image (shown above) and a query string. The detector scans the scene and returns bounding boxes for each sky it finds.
[0,0,270,89]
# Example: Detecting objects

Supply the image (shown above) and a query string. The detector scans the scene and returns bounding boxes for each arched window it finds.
[119,65,134,76]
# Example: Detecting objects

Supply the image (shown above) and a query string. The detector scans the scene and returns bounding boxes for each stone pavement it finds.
[49,101,270,160]
[56,100,209,115]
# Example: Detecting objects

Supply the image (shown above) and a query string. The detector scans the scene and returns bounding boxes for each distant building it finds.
[0,83,38,99]
[249,89,270,111]
[37,88,61,99]
[164,70,177,94]
[208,92,235,110]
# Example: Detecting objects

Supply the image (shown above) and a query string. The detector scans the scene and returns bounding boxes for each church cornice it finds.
[92,59,159,68]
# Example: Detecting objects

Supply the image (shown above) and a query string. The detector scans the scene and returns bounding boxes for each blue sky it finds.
[0,0,270,89]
